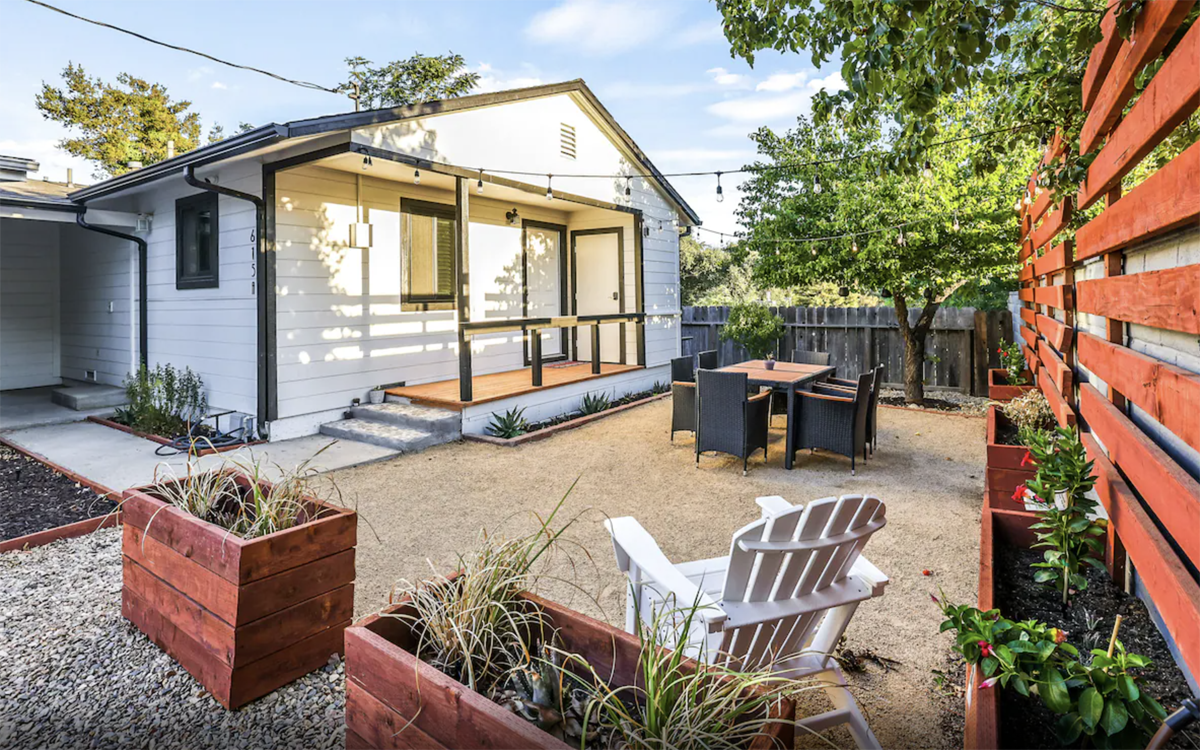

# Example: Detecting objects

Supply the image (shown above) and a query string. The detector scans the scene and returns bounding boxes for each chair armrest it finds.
[755,496,793,518]
[672,381,695,389]
[796,390,853,403]
[813,384,854,397]
[849,555,889,597]
[827,377,856,388]
[604,517,727,629]
[748,390,771,403]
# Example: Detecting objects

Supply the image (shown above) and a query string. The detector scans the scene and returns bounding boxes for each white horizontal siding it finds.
[0,218,60,389]
[58,223,135,386]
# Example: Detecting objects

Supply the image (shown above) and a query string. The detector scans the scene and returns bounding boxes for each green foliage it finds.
[720,302,784,360]
[580,392,611,415]
[650,381,670,395]
[998,340,1027,385]
[115,364,207,437]
[207,121,256,145]
[487,406,529,439]
[342,53,480,109]
[1023,427,1104,605]
[935,595,1165,747]
[36,63,202,178]
[942,276,1018,310]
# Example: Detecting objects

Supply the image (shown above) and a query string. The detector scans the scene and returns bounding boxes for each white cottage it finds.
[0,81,699,446]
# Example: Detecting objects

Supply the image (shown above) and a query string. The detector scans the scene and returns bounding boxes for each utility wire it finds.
[25,0,343,95]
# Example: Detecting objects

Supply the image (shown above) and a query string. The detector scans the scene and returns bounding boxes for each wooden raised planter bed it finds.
[121,475,356,709]
[965,507,1038,750]
[987,369,1036,402]
[345,590,794,749]
[88,415,265,456]
[985,405,1037,511]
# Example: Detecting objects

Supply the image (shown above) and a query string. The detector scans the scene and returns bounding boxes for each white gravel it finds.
[0,528,345,749]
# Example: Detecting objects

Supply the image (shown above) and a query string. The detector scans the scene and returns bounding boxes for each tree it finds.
[735,105,1034,403]
[715,0,1176,193]
[37,63,201,178]
[341,53,480,110]
[207,121,256,145]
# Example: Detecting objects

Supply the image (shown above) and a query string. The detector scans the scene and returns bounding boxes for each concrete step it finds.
[318,419,453,454]
[350,402,461,440]
[50,382,126,411]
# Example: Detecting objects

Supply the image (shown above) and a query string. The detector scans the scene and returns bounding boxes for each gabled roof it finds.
[68,80,700,224]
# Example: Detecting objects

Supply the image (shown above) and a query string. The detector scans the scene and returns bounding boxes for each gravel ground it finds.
[878,388,991,416]
[0,528,344,750]
[0,400,983,749]
[336,399,984,749]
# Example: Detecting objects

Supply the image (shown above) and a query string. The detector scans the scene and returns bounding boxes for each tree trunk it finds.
[892,292,942,405]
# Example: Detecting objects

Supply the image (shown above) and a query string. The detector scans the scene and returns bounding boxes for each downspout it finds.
[76,208,148,369]
[182,165,271,429]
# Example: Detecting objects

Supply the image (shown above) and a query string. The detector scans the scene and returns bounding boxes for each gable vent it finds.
[559,123,577,160]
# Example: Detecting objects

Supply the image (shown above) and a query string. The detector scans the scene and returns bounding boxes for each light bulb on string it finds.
[361,154,372,171]
[852,238,859,254]
[413,169,420,185]
[897,229,906,247]
[546,174,553,201]
[952,213,960,231]
[476,170,484,195]
[1023,191,1032,206]
[719,232,725,247]
[1040,134,1049,150]
[923,160,933,180]
[625,177,631,198]
[715,172,724,203]
[813,174,822,194]
[811,246,818,256]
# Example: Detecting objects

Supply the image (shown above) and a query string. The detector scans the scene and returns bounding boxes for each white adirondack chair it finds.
[604,494,889,749]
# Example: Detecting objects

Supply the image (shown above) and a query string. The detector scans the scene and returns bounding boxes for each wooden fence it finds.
[681,306,1012,394]
[1016,0,1199,686]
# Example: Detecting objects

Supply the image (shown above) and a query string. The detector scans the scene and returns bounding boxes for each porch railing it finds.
[458,313,645,401]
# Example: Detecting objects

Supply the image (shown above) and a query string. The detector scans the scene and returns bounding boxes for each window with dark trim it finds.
[175,193,219,289]
[400,198,456,303]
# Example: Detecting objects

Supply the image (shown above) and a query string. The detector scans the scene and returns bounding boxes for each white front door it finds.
[573,229,622,363]
[524,225,564,359]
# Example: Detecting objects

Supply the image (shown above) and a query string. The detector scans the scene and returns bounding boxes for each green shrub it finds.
[998,340,1027,385]
[115,363,207,436]
[1001,390,1055,437]
[580,391,611,415]
[720,302,784,360]
[487,406,529,438]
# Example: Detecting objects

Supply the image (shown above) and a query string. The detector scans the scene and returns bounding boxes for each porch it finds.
[387,361,642,410]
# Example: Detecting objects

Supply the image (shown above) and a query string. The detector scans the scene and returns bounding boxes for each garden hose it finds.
[153,423,251,457]
[1146,698,1199,750]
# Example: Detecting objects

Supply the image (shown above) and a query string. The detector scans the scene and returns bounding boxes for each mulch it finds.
[995,545,1198,749]
[880,396,971,413]
[0,445,117,542]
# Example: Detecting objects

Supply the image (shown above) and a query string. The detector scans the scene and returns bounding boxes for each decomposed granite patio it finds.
[1,398,985,749]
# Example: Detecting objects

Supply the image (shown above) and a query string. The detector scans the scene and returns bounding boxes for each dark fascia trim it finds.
[0,196,81,212]
[75,209,148,369]
[69,125,287,202]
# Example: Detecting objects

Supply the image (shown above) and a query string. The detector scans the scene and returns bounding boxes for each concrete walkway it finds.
[2,420,399,491]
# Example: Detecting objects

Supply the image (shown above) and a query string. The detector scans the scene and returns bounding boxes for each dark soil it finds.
[995,545,1198,749]
[0,445,117,542]
[996,419,1022,447]
[880,395,965,412]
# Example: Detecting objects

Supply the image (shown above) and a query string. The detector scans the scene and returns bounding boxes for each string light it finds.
[715,172,724,203]
[719,232,725,247]
[852,239,859,254]
[1023,191,1032,206]
[813,174,822,194]
[1040,134,1049,150]
[476,169,484,195]
[546,174,553,201]
[413,169,420,185]
[922,160,933,179]
[361,154,372,171]
[625,177,631,197]
[811,247,818,256]
[953,212,960,231]
[897,229,906,246]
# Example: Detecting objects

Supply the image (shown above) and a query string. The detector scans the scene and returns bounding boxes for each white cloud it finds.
[603,81,707,99]
[807,72,847,93]
[0,138,94,184]
[707,67,749,88]
[211,81,228,90]
[472,63,545,94]
[651,147,755,169]
[756,72,808,92]
[186,66,213,83]
[525,0,676,55]
[705,73,845,125]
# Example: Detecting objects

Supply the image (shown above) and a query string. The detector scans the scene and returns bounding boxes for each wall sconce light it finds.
[505,208,520,226]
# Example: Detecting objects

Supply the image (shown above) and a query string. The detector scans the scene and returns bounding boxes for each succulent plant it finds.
[496,639,602,745]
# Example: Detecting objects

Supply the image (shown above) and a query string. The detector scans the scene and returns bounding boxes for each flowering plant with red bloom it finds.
[997,340,1027,385]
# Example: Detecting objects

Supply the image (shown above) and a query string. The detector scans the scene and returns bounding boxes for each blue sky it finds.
[0,0,844,233]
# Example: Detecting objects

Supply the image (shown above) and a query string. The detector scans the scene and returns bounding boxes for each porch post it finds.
[530,328,542,386]
[455,176,472,402]
[633,213,647,367]
[591,325,602,374]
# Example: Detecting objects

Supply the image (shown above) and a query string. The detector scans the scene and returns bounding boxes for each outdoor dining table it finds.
[715,359,836,470]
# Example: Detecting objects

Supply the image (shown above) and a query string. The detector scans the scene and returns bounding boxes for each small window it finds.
[175,193,219,289]
[401,199,456,302]
[560,123,577,160]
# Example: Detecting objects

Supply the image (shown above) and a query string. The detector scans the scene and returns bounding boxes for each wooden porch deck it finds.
[385,362,642,411]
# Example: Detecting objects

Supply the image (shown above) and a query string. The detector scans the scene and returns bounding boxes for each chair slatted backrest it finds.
[792,350,832,366]
[671,355,695,383]
[854,370,874,433]
[715,494,885,670]
[698,349,719,370]
[696,369,749,456]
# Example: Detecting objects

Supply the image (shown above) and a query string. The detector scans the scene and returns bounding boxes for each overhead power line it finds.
[25,0,343,95]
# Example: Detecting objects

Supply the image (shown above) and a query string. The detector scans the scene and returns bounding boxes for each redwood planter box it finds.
[345,590,794,749]
[121,475,356,709]
[965,508,1037,750]
[985,405,1037,511]
[988,369,1036,402]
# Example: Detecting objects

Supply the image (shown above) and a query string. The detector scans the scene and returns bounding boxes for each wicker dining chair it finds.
[670,355,697,440]
[826,364,884,454]
[790,370,873,474]
[697,349,719,370]
[792,350,832,367]
[696,369,772,476]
